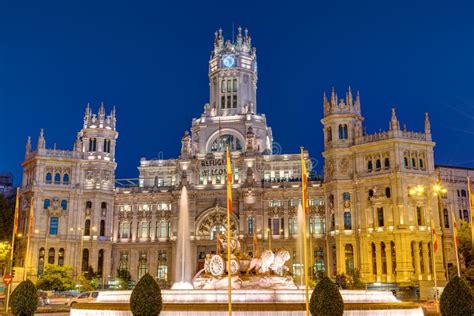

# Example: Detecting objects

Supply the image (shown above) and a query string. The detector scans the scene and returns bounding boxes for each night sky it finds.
[1,0,473,184]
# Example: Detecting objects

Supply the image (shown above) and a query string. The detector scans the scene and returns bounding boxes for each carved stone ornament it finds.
[325,161,334,178]
[339,158,349,173]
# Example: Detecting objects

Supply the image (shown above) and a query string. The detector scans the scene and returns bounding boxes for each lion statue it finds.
[247,249,291,274]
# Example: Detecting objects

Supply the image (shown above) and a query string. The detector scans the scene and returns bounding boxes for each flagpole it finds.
[451,211,461,277]
[225,145,233,316]
[300,147,310,316]
[5,188,20,313]
[23,197,34,281]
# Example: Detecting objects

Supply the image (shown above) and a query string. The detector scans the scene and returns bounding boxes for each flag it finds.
[431,219,438,253]
[226,145,233,215]
[13,188,20,235]
[300,147,308,214]
[253,230,258,257]
[452,212,459,248]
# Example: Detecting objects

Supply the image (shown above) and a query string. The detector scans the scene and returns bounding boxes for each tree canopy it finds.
[36,265,75,292]
[130,273,162,315]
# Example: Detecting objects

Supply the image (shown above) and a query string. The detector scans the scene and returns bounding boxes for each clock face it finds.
[223,55,235,68]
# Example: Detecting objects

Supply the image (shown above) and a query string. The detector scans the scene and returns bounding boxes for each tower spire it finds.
[37,128,45,149]
[389,108,400,131]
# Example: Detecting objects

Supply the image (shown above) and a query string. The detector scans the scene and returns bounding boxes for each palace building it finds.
[18,28,474,289]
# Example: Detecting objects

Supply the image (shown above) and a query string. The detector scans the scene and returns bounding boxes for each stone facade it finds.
[18,29,473,288]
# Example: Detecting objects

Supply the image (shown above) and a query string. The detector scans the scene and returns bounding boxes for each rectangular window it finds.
[417,207,423,226]
[221,80,226,93]
[233,79,237,92]
[247,217,254,235]
[232,95,237,108]
[227,96,231,108]
[377,207,384,227]
[221,96,225,109]
[49,217,59,235]
[289,218,297,235]
[227,79,231,93]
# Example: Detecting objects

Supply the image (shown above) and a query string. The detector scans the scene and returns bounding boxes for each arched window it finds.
[82,249,89,272]
[89,138,97,151]
[61,200,68,210]
[385,187,391,198]
[368,189,374,198]
[419,242,424,274]
[58,248,65,266]
[343,124,348,139]
[101,202,107,210]
[384,158,390,168]
[326,127,332,142]
[210,224,226,240]
[45,173,52,184]
[443,209,450,228]
[345,244,354,275]
[38,248,45,276]
[404,157,409,168]
[99,220,105,237]
[419,159,424,169]
[330,213,335,230]
[63,174,69,185]
[416,207,423,226]
[367,160,373,172]
[381,242,387,274]
[86,201,92,209]
[54,173,61,184]
[43,199,51,209]
[411,158,417,169]
[391,241,396,275]
[338,125,343,139]
[375,159,381,170]
[344,212,352,230]
[48,248,55,264]
[103,139,111,153]
[372,243,377,276]
[463,209,469,222]
[119,251,129,272]
[210,134,242,152]
[156,220,170,238]
[138,221,150,238]
[97,249,104,277]
[84,219,91,236]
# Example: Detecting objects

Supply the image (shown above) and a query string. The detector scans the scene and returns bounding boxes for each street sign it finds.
[3,274,12,285]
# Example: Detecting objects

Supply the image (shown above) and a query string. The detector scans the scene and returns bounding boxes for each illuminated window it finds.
[210,134,242,152]
[38,248,45,276]
[58,248,65,266]
[289,218,297,235]
[48,248,55,264]
[157,250,168,281]
[49,217,59,235]
[119,251,128,272]
[345,244,354,275]
[138,251,148,280]
[138,222,150,238]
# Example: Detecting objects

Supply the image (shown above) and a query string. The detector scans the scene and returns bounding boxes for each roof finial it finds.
[37,128,45,149]
[389,108,400,131]
[25,136,31,156]
[424,112,431,135]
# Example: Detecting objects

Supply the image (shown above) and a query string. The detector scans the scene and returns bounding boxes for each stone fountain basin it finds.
[94,289,399,304]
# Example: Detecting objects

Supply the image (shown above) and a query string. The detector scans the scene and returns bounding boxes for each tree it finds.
[10,279,38,316]
[440,276,474,316]
[36,265,75,292]
[309,276,344,316]
[0,193,14,241]
[78,275,97,292]
[458,220,472,267]
[0,241,11,273]
[130,273,162,316]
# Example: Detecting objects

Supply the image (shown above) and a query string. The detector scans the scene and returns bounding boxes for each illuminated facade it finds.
[19,29,473,288]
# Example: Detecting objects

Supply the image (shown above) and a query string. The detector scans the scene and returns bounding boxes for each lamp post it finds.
[408,182,447,312]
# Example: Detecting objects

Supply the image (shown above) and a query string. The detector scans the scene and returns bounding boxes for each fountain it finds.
[171,186,193,290]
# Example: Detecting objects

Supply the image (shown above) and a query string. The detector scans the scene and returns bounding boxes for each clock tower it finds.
[208,27,258,117]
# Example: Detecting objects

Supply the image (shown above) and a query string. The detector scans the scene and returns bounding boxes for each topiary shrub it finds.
[130,273,162,315]
[10,279,39,316]
[309,276,344,316]
[440,275,474,316]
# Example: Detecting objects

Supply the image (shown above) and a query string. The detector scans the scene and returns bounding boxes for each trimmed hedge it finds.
[310,276,344,316]
[440,276,474,316]
[130,273,162,315]
[10,279,39,316]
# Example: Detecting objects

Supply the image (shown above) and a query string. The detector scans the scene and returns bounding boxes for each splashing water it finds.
[171,186,194,290]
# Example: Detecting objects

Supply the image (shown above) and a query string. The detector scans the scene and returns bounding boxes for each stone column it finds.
[422,242,430,279]
[413,241,421,278]
[385,243,393,282]
[375,242,382,282]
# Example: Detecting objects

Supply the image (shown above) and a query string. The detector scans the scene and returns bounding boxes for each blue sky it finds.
[1,0,473,183]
